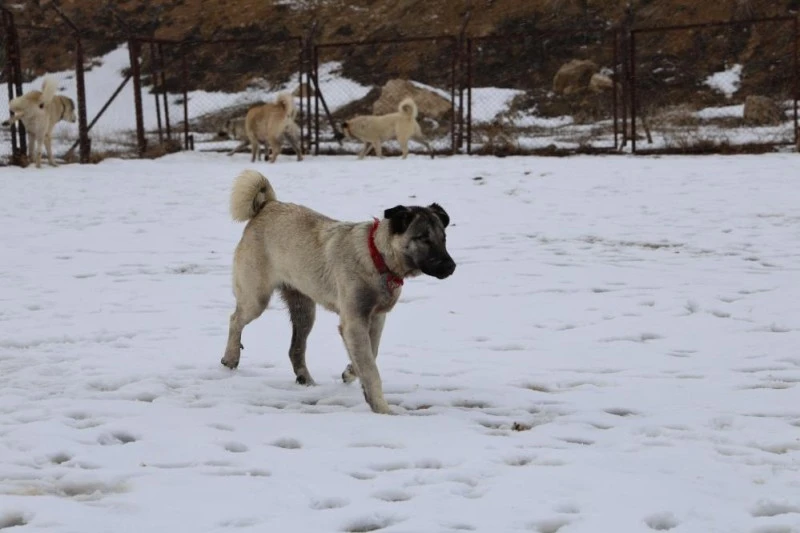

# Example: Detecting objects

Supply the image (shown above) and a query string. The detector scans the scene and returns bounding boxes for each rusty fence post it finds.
[129,39,147,156]
[305,40,312,156]
[466,38,472,155]
[149,41,163,145]
[181,49,189,150]
[75,37,90,163]
[4,8,27,160]
[794,16,798,149]
[612,29,619,150]
[158,43,171,140]
[450,37,457,155]
[296,37,305,156]
[629,29,637,154]
[3,9,20,161]
[313,45,319,156]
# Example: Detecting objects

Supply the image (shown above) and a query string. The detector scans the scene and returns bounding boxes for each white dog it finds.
[3,77,76,168]
[342,97,434,159]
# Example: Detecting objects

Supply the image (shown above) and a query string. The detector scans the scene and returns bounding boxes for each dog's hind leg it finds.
[284,132,303,162]
[342,312,385,384]
[45,131,56,166]
[27,131,34,161]
[221,292,271,370]
[227,140,249,156]
[398,135,410,159]
[34,137,43,168]
[248,134,259,163]
[357,142,370,160]
[413,133,435,159]
[267,135,282,163]
[280,286,316,385]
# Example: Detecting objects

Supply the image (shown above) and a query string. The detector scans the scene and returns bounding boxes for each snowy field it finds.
[1,152,800,533]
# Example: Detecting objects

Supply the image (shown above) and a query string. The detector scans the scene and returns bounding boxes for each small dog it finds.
[3,77,77,168]
[342,96,434,159]
[221,170,456,414]
[220,113,302,161]
[240,93,302,163]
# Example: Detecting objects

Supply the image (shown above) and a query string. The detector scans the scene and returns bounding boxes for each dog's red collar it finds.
[369,218,404,292]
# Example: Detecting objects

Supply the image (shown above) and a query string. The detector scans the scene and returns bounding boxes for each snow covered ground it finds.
[2,152,800,533]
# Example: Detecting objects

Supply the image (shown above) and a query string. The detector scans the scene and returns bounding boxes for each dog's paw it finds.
[342,364,358,384]
[220,356,239,370]
[370,402,395,415]
[295,373,316,386]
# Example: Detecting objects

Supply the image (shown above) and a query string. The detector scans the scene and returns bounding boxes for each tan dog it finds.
[3,77,77,168]
[341,97,434,159]
[221,112,302,160]
[221,170,456,414]
[242,93,302,163]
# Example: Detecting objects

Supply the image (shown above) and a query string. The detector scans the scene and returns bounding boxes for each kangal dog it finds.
[240,93,302,163]
[3,77,77,168]
[220,110,302,160]
[342,96,434,159]
[221,170,456,414]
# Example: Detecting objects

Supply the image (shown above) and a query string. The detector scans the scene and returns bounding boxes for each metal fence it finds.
[630,16,798,154]
[313,35,460,156]
[467,28,621,155]
[2,9,799,166]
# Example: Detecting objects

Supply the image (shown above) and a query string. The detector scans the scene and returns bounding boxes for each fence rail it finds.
[2,8,799,165]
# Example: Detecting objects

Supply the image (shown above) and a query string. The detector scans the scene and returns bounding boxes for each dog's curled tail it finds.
[398,97,418,119]
[41,77,57,105]
[276,92,295,118]
[230,170,277,222]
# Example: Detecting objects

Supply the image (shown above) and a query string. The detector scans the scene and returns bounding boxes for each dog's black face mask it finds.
[385,203,456,279]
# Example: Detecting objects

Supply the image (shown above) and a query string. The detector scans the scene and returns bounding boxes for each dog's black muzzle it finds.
[422,256,456,279]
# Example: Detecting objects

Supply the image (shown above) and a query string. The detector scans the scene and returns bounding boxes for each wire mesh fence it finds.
[71,38,136,160]
[3,11,800,164]
[313,36,459,157]
[631,16,798,154]
[467,28,621,156]
[157,37,306,160]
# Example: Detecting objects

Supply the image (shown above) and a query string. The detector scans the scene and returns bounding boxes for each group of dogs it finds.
[5,77,454,417]
[3,77,435,168]
[219,91,435,162]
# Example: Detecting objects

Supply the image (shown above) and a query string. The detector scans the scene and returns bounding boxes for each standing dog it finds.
[241,93,302,163]
[3,77,77,168]
[221,113,302,160]
[221,170,456,414]
[342,97,434,159]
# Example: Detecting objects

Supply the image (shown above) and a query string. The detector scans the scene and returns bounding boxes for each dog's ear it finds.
[428,203,450,228]
[384,205,415,234]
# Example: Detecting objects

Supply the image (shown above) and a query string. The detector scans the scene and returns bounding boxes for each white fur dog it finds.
[342,97,434,159]
[3,77,76,168]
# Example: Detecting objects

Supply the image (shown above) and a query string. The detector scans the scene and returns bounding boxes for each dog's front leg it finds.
[341,316,392,414]
[342,312,385,384]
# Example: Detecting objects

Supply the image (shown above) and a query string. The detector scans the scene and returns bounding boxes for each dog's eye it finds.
[413,235,429,243]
